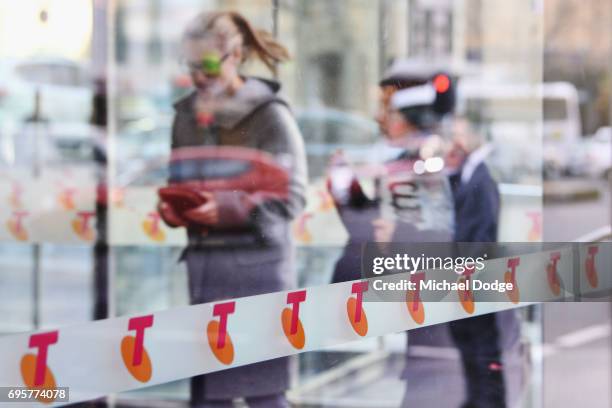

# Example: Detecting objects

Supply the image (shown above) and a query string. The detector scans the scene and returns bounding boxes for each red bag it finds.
[158,186,208,226]
[158,146,290,228]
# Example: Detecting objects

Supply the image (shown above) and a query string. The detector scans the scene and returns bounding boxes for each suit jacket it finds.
[449,161,500,243]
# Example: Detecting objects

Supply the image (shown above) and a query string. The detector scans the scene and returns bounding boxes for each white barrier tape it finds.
[1,243,609,406]
[1,178,540,245]
[0,173,96,244]
[0,181,345,245]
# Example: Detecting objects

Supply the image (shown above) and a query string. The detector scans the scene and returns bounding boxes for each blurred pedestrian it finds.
[158,11,307,408]
[446,118,498,243]
[328,59,455,282]
[446,118,514,408]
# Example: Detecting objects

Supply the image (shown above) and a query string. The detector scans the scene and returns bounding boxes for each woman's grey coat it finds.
[170,78,307,401]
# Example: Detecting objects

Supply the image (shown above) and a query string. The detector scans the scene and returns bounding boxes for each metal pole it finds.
[92,0,110,322]
[378,0,389,74]
[272,0,279,38]
[271,0,279,80]
[608,14,612,217]
[604,35,611,407]
[407,0,416,57]
[107,0,117,321]
[30,3,51,330]
[32,246,41,328]
[31,89,44,329]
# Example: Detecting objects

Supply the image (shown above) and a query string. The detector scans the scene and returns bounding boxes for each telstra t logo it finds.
[208,302,236,365]
[457,266,475,314]
[142,212,166,242]
[505,258,521,304]
[406,272,426,324]
[547,252,562,295]
[7,211,28,241]
[282,290,306,349]
[346,281,368,336]
[20,331,59,404]
[9,182,23,209]
[121,315,154,383]
[58,188,76,210]
[71,211,95,241]
[585,245,599,288]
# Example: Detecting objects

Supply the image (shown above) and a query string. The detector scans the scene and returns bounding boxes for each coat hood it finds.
[173,77,285,129]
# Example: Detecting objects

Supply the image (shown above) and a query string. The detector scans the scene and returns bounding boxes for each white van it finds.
[541,82,582,176]
[456,81,581,181]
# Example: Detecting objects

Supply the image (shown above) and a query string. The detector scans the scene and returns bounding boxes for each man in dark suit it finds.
[447,123,499,243]
[446,119,507,408]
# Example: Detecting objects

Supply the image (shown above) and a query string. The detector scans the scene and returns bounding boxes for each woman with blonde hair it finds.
[158,11,307,408]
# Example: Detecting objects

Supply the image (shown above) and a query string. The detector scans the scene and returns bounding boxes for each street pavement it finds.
[543,178,610,241]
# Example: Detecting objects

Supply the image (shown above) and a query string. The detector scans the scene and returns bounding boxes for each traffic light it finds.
[432,73,455,116]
